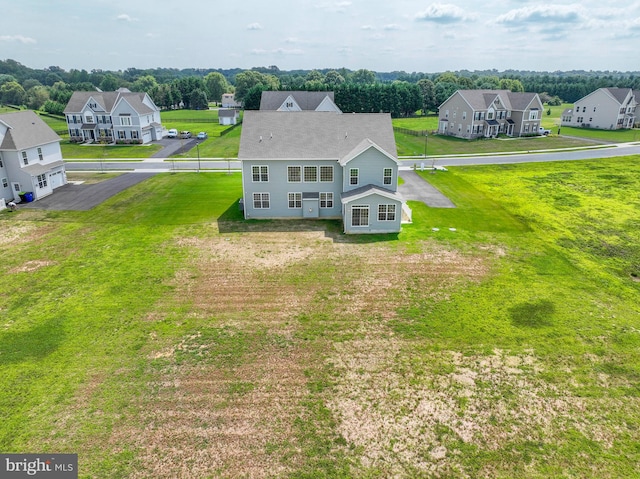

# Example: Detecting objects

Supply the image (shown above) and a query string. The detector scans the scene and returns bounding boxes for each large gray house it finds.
[64,88,163,144]
[239,110,407,234]
[438,89,545,139]
[0,110,67,204]
[561,87,638,130]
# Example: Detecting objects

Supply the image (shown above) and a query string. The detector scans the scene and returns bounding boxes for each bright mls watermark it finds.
[1,454,77,478]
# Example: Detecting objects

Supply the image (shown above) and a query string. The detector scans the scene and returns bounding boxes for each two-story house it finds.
[0,110,66,204]
[64,88,163,144]
[259,91,342,112]
[561,87,637,130]
[438,90,544,139]
[239,111,406,234]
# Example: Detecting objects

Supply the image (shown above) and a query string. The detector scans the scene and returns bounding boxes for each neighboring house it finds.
[438,90,545,139]
[63,88,163,144]
[0,110,66,203]
[239,111,408,234]
[218,109,240,126]
[560,87,638,130]
[221,93,242,108]
[259,91,342,112]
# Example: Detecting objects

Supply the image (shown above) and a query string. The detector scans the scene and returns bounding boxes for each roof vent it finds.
[345,132,348,139]
[259,136,263,142]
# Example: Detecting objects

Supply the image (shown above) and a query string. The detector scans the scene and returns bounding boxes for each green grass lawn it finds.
[1,157,639,477]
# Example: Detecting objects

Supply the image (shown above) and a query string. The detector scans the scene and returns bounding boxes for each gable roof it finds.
[341,184,403,204]
[64,89,157,115]
[339,138,399,166]
[259,91,338,111]
[443,89,540,112]
[238,111,396,161]
[604,87,633,105]
[219,109,239,118]
[0,110,61,150]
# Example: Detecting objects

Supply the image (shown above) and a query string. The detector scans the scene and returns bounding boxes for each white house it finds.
[218,109,240,126]
[64,88,163,144]
[561,87,638,130]
[221,93,242,108]
[0,110,67,203]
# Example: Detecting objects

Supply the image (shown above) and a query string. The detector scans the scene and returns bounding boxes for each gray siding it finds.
[242,159,343,219]
[342,148,398,193]
[343,193,402,234]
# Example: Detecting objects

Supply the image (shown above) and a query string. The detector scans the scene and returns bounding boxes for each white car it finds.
[167,128,178,138]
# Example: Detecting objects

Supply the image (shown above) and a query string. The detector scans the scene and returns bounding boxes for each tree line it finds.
[1,58,639,117]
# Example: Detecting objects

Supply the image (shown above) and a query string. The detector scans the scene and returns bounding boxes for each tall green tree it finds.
[26,85,49,110]
[189,88,208,110]
[131,75,158,93]
[203,72,228,104]
[0,81,26,105]
[324,70,345,88]
[417,78,437,114]
[99,74,120,91]
[350,69,376,84]
[234,70,279,104]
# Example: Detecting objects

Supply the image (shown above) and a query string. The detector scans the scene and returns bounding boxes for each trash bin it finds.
[23,192,34,202]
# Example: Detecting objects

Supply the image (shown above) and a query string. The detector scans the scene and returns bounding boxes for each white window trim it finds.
[251,165,269,182]
[383,167,393,185]
[288,192,302,209]
[320,192,334,208]
[287,165,301,183]
[303,165,318,183]
[349,168,359,186]
[252,192,270,209]
[320,165,333,182]
[378,204,396,222]
[351,205,369,227]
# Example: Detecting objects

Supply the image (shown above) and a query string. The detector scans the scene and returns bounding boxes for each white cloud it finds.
[117,13,137,22]
[383,24,401,31]
[315,1,352,13]
[0,35,36,44]
[414,4,472,24]
[247,22,263,30]
[496,5,584,25]
[361,25,375,30]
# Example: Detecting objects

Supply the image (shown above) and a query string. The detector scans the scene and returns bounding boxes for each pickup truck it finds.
[538,127,551,136]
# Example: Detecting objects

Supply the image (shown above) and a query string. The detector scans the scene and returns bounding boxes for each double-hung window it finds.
[378,204,396,221]
[383,168,393,185]
[320,192,333,208]
[37,148,44,161]
[252,165,269,182]
[349,168,359,186]
[288,192,302,209]
[22,151,28,165]
[253,193,270,209]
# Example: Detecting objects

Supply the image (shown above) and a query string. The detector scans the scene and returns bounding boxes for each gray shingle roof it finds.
[238,111,396,160]
[605,87,633,104]
[260,91,336,110]
[63,90,155,115]
[219,109,239,118]
[453,89,538,111]
[0,110,61,150]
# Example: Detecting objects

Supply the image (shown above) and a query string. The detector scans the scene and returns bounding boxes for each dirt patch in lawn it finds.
[125,231,493,478]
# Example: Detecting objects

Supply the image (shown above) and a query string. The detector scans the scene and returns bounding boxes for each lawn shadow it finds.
[0,317,66,364]
[216,199,399,244]
[509,299,556,328]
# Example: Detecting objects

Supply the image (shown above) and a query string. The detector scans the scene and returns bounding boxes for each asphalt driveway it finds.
[21,172,156,211]
[398,170,455,208]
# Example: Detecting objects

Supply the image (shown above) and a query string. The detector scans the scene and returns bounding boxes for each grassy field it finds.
[1,156,639,478]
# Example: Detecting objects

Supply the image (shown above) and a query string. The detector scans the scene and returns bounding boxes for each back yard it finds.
[1,157,639,478]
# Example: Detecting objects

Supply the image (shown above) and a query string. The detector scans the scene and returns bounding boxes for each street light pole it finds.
[196,142,200,173]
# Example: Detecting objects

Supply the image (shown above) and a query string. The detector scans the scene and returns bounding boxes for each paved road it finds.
[21,172,156,211]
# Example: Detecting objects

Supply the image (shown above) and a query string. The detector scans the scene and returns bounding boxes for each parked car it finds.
[179,131,192,139]
[167,128,178,138]
[538,127,551,136]
[197,132,208,140]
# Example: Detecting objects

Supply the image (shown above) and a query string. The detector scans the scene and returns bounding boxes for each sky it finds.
[1,0,640,73]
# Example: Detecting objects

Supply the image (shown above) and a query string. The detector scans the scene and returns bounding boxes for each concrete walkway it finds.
[21,172,156,211]
[398,170,456,208]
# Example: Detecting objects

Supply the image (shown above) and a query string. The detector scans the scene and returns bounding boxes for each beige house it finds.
[561,88,638,130]
[438,90,545,139]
